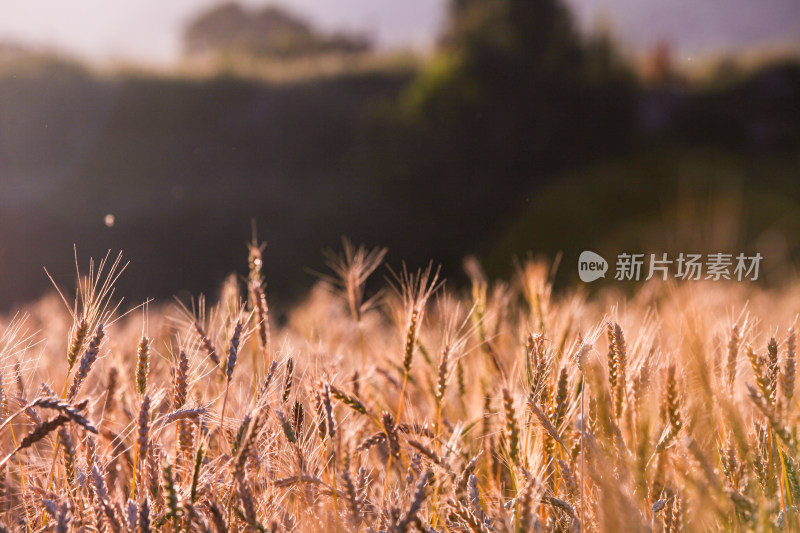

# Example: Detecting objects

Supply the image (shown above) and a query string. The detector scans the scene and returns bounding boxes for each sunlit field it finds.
[0,239,797,533]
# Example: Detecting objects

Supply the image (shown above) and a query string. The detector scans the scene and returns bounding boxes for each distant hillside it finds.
[0,59,413,309]
[0,50,798,311]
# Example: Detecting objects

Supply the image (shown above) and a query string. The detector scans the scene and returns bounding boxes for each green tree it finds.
[183,2,371,60]
[368,0,635,240]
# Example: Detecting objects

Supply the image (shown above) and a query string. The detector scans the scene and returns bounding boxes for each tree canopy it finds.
[183,2,371,60]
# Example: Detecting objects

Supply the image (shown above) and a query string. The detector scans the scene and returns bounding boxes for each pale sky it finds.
[0,0,797,64]
[0,0,448,63]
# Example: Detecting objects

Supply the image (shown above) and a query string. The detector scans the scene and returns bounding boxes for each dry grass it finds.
[1,240,800,532]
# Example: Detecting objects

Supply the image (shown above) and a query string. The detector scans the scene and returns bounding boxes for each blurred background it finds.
[0,0,799,309]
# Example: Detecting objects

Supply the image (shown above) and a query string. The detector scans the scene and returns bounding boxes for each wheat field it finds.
[0,239,797,532]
